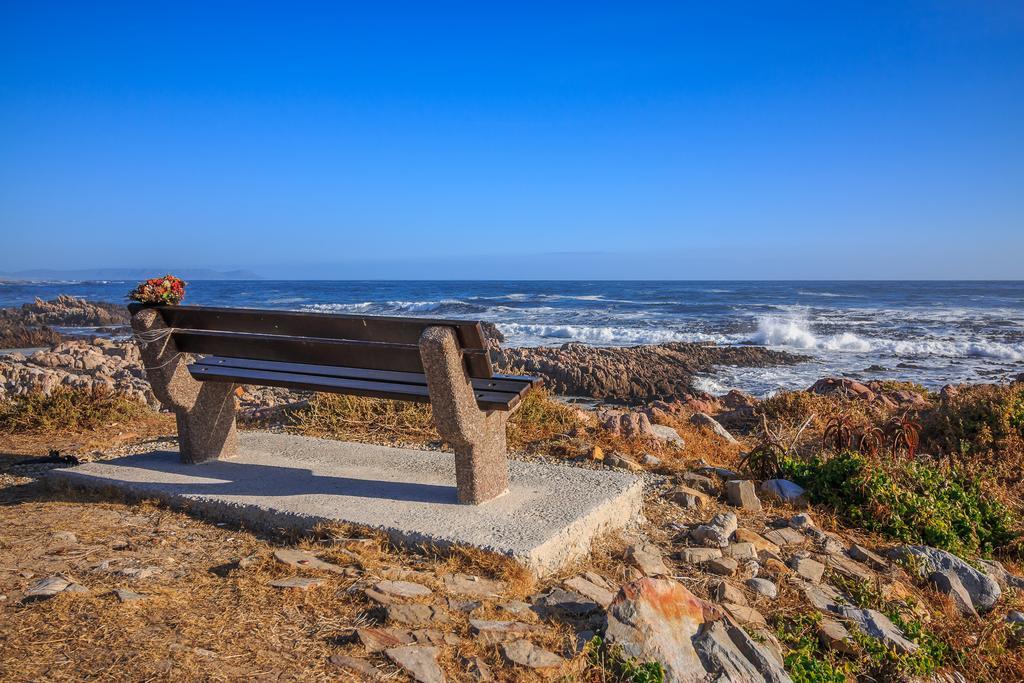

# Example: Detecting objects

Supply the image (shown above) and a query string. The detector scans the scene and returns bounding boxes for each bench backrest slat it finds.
[154,305,487,349]
[132,304,494,378]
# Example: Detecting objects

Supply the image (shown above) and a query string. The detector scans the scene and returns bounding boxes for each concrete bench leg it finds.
[419,326,510,504]
[131,307,239,464]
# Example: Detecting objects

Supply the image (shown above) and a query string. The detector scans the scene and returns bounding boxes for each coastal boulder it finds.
[760,479,808,506]
[604,578,709,682]
[892,546,1001,613]
[689,412,740,445]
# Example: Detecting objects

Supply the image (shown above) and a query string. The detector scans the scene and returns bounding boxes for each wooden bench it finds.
[128,303,541,504]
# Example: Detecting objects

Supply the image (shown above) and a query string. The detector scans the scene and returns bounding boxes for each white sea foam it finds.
[750,315,1024,361]
[498,323,723,346]
[304,299,485,314]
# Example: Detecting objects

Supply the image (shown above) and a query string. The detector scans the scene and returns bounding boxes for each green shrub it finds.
[922,383,1024,459]
[585,635,664,683]
[775,614,849,683]
[830,575,950,678]
[780,451,1017,556]
[0,386,148,434]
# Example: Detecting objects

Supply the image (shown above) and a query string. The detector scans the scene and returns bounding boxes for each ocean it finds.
[2,280,1022,396]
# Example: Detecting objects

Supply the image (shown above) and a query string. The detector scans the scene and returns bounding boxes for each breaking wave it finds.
[498,323,723,346]
[304,300,488,315]
[751,316,1024,361]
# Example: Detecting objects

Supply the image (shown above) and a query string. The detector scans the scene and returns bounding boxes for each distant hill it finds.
[0,268,262,282]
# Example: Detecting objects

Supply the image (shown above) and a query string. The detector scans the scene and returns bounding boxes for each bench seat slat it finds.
[173,329,492,378]
[188,363,526,411]
[193,356,538,394]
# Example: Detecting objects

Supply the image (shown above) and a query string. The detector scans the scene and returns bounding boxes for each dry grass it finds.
[0,387,152,435]
[0,481,591,682]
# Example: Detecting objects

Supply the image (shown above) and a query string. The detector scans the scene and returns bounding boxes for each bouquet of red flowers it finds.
[128,274,187,305]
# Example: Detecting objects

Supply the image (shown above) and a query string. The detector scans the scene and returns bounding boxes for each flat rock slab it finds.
[47,432,642,576]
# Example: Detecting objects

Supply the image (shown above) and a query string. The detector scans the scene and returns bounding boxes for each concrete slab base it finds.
[47,432,643,576]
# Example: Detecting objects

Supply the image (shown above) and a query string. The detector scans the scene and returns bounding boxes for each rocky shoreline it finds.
[0,296,809,408]
[0,296,1010,419]
[0,295,129,348]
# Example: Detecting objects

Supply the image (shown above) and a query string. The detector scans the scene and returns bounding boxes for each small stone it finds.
[679,471,718,495]
[530,588,601,621]
[446,597,482,613]
[794,579,844,612]
[650,425,684,447]
[497,600,533,615]
[725,480,762,511]
[625,542,670,577]
[115,589,146,603]
[441,573,505,599]
[273,548,346,574]
[818,618,859,655]
[358,627,415,652]
[23,575,71,600]
[51,531,78,544]
[410,629,463,647]
[712,580,747,606]
[1007,611,1024,624]
[691,512,739,548]
[735,559,761,581]
[606,452,642,471]
[270,576,324,590]
[117,566,161,581]
[386,604,449,625]
[763,527,806,547]
[759,479,808,506]
[745,578,777,599]
[723,542,758,560]
[639,453,662,466]
[690,412,739,444]
[704,557,739,576]
[733,528,781,555]
[929,570,979,618]
[469,619,544,644]
[722,603,766,627]
[675,547,723,564]
[789,557,826,583]
[564,575,616,608]
[789,513,816,531]
[329,654,385,680]
[237,553,260,568]
[835,606,919,654]
[667,485,711,509]
[501,639,564,669]
[464,656,494,681]
[385,645,446,683]
[374,579,432,599]
[760,558,791,577]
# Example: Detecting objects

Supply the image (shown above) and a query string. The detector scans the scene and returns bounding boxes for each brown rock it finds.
[441,573,505,599]
[358,627,415,653]
[626,542,670,577]
[468,619,544,644]
[385,645,446,683]
[500,639,564,669]
[563,575,616,608]
[604,578,710,682]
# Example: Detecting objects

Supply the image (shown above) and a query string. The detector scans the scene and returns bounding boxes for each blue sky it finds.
[1,2,1022,279]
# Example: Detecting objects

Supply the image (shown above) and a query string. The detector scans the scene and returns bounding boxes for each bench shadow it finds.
[62,451,461,506]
